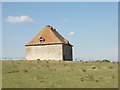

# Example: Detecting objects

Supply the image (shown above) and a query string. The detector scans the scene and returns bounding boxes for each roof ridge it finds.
[52,30,67,43]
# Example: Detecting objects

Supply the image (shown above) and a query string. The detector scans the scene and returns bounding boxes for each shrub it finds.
[109,66,114,69]
[92,67,96,69]
[80,77,84,81]
[95,80,99,82]
[24,70,28,72]
[112,76,115,79]
[82,69,86,72]
[8,72,12,73]
[46,61,49,63]
[64,64,67,66]
[46,65,49,67]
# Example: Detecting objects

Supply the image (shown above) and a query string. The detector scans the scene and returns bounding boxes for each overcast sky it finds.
[2,2,118,61]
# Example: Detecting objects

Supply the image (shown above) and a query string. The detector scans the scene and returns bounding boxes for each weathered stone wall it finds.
[62,44,73,61]
[25,44,63,60]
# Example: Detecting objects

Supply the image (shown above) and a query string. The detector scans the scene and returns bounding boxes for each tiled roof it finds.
[25,25,72,46]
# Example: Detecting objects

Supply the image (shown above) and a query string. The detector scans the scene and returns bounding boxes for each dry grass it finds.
[2,60,119,88]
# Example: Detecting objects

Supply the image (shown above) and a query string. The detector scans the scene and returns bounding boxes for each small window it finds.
[39,37,45,42]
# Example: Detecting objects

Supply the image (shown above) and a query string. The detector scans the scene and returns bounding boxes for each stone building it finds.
[25,25,73,61]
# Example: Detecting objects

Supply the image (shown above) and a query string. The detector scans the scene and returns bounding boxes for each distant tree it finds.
[102,59,111,62]
[37,59,40,61]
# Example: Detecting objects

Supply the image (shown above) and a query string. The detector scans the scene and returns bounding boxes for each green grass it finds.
[2,60,119,88]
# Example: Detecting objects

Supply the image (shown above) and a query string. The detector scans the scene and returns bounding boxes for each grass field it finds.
[2,60,119,88]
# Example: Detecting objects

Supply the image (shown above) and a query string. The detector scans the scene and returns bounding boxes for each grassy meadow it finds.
[2,60,119,88]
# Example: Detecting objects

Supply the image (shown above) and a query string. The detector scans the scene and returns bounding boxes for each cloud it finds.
[68,32,75,36]
[6,16,34,23]
[63,18,68,21]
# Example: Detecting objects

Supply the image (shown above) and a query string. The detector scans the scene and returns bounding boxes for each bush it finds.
[82,69,86,72]
[92,67,96,69]
[24,70,28,72]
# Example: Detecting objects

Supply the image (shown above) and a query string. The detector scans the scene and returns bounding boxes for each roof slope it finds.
[25,25,72,46]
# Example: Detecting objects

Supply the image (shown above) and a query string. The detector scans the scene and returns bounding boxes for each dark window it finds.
[39,37,45,42]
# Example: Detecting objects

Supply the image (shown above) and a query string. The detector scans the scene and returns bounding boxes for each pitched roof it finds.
[25,25,72,46]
